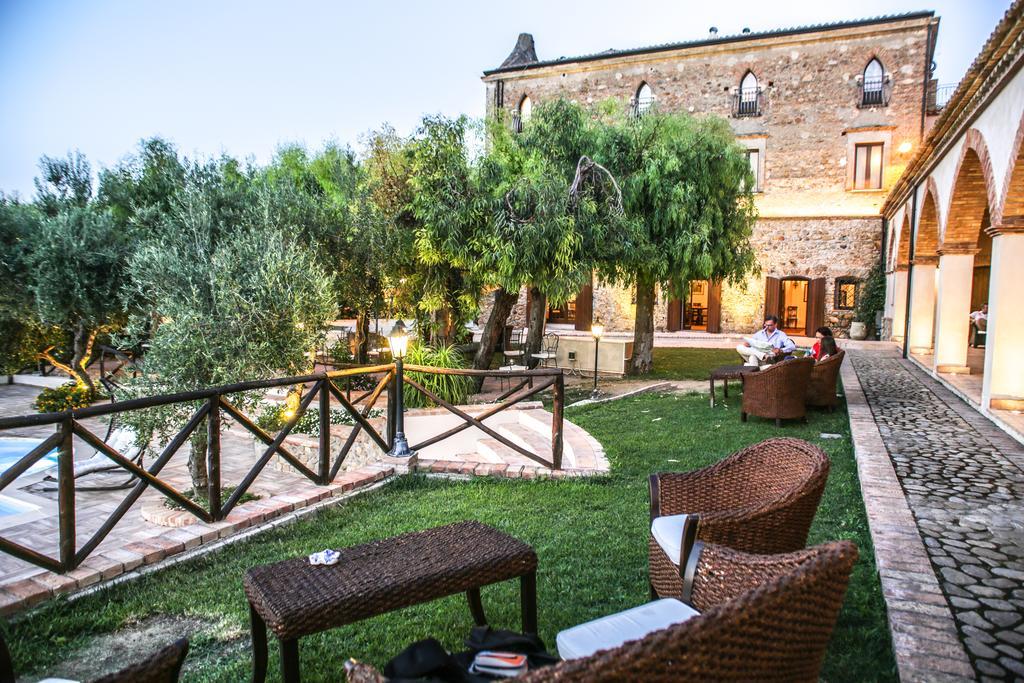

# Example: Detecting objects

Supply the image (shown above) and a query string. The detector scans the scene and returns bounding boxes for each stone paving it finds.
[850,352,1024,680]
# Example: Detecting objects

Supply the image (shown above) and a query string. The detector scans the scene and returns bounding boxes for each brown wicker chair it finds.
[345,541,858,683]
[648,437,829,599]
[740,356,814,426]
[0,634,188,683]
[807,349,845,411]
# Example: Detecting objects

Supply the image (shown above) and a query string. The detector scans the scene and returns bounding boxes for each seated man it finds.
[969,303,988,347]
[736,315,797,367]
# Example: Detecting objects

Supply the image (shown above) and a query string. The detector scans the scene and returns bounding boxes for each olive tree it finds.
[120,161,335,491]
[595,108,759,374]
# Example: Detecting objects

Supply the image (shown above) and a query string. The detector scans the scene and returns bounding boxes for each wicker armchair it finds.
[740,356,814,426]
[345,541,858,683]
[648,437,829,599]
[807,349,845,411]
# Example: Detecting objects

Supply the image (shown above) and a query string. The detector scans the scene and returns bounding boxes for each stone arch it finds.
[915,181,941,260]
[997,111,1024,224]
[896,213,912,269]
[942,129,997,248]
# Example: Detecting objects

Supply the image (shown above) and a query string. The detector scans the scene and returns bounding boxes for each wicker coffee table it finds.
[244,520,538,683]
[709,364,759,407]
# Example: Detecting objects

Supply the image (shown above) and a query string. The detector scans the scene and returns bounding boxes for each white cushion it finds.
[556,598,699,660]
[651,514,690,565]
[38,679,80,683]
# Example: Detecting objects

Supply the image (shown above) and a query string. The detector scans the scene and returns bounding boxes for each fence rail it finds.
[0,363,565,573]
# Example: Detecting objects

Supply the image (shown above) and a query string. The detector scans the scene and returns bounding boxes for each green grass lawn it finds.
[6,366,894,682]
[647,347,743,379]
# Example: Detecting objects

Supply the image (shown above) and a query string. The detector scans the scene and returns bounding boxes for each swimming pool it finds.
[0,437,60,477]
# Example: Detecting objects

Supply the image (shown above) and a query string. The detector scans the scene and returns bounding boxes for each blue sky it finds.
[0,0,1011,198]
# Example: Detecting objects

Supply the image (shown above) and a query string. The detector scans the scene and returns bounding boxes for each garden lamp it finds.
[591,323,604,399]
[283,387,302,420]
[387,320,415,458]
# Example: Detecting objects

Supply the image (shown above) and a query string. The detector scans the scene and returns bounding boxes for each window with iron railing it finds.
[632,82,655,117]
[858,59,890,107]
[732,88,763,117]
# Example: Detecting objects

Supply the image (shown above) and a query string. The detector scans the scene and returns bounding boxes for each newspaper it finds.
[744,337,774,353]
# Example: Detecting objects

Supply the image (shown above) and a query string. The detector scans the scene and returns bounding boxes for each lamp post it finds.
[387,320,416,459]
[591,323,604,399]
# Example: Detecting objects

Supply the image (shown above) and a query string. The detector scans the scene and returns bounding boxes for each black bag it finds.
[382,627,557,682]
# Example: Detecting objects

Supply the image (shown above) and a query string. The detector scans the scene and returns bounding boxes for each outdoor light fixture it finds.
[283,387,302,420]
[387,320,416,459]
[898,141,913,154]
[388,320,409,359]
[591,323,605,399]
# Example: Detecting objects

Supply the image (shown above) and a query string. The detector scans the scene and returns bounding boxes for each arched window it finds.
[513,95,532,133]
[519,95,532,121]
[735,71,761,116]
[861,58,886,106]
[634,82,654,116]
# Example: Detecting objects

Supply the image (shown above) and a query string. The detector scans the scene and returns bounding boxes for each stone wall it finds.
[484,17,931,220]
[584,216,881,336]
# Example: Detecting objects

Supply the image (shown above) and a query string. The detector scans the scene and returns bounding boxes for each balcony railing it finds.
[928,83,958,114]
[732,89,763,118]
[858,76,891,108]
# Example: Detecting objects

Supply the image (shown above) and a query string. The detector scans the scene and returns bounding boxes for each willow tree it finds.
[410,104,619,376]
[595,108,758,374]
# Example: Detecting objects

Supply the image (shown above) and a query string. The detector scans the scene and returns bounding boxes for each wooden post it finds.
[318,380,330,484]
[552,373,564,470]
[207,396,221,520]
[58,418,75,570]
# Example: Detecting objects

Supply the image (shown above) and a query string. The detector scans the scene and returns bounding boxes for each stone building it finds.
[481,12,940,337]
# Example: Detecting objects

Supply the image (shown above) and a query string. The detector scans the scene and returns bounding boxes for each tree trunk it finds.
[432,308,454,346]
[70,324,97,391]
[355,311,370,364]
[525,287,547,368]
[628,277,656,375]
[188,425,209,493]
[472,288,517,390]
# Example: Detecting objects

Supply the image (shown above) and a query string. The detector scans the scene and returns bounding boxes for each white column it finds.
[891,269,909,342]
[933,248,976,374]
[908,261,937,354]
[982,229,1024,411]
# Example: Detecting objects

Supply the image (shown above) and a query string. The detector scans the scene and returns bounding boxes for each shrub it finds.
[403,343,473,409]
[34,381,98,413]
[854,263,887,337]
[254,402,384,436]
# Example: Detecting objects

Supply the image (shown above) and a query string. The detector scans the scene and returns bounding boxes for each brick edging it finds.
[841,357,974,680]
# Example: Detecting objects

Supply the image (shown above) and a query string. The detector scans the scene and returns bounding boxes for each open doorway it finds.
[685,280,709,331]
[780,278,808,335]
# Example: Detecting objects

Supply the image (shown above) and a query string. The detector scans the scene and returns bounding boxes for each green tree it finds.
[120,161,335,491]
[595,107,759,374]
[27,204,131,389]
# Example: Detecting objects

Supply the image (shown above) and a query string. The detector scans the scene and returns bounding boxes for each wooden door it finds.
[707,280,722,334]
[805,278,826,336]
[574,277,594,331]
[764,276,781,321]
[667,298,683,331]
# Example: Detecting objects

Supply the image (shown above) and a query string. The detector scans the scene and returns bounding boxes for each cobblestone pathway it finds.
[852,356,1024,680]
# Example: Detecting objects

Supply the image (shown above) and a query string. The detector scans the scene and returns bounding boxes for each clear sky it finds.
[0,0,1012,198]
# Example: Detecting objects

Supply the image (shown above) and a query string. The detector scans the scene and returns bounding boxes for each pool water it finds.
[0,437,60,477]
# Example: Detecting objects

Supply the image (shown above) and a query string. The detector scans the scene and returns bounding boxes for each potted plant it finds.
[852,264,886,340]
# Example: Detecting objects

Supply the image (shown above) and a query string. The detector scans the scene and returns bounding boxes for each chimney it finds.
[709,26,718,37]
[499,33,539,69]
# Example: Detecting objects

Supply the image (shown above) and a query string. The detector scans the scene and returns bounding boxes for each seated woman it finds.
[816,335,839,361]
[811,327,838,361]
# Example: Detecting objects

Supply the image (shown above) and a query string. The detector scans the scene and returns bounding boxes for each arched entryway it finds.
[764,276,824,337]
[933,137,994,375]
[908,185,940,353]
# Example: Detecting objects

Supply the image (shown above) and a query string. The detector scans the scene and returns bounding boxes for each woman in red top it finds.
[811,327,838,361]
